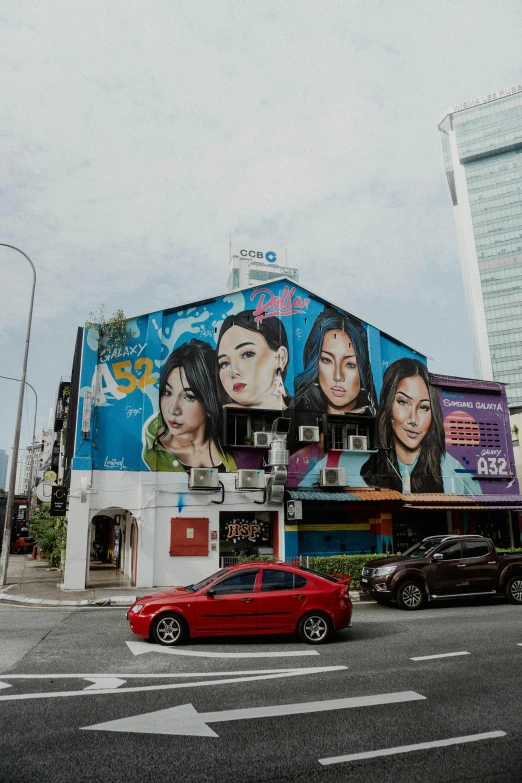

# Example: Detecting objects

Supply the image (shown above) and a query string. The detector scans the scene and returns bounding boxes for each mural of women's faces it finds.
[142,339,236,472]
[217,310,290,409]
[360,358,446,493]
[291,307,376,415]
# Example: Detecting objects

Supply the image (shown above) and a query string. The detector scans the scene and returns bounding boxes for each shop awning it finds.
[287,489,522,509]
[287,490,361,502]
[287,488,403,502]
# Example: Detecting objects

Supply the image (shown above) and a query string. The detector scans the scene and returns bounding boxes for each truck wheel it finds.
[396,581,425,611]
[505,576,522,604]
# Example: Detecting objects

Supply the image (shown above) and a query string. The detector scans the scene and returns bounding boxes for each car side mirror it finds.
[432,552,443,562]
[206,588,216,597]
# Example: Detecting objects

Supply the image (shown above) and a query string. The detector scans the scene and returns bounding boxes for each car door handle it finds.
[487,561,496,564]
[241,597,254,602]
[293,595,306,599]
[457,564,467,568]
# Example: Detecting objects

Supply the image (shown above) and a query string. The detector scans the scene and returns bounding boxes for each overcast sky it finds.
[1,0,521,482]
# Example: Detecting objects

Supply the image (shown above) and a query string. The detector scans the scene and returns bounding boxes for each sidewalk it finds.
[0,555,167,607]
[0,554,366,607]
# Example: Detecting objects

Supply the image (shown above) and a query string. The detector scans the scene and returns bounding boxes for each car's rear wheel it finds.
[505,576,522,604]
[298,612,332,644]
[151,613,188,646]
[396,581,425,611]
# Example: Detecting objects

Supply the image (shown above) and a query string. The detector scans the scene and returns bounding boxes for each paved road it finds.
[1,598,521,783]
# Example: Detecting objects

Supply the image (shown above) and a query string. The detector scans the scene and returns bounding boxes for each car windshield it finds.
[400,540,441,559]
[186,568,230,593]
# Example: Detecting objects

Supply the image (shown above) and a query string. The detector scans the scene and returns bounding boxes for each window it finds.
[211,571,258,594]
[261,569,307,591]
[327,420,371,450]
[439,542,463,560]
[465,541,491,558]
[225,410,278,446]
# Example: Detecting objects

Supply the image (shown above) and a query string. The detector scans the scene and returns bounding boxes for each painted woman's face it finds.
[391,374,432,457]
[318,330,361,412]
[160,366,206,438]
[218,325,285,406]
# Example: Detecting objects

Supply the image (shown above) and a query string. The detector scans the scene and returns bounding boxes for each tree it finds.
[29,505,67,568]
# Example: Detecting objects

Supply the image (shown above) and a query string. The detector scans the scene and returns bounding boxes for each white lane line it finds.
[126,641,319,658]
[517,643,522,647]
[0,682,12,690]
[0,669,304,680]
[0,665,346,702]
[319,731,507,765]
[410,651,470,661]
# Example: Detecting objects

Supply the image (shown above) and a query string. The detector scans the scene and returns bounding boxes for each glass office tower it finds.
[439,85,522,407]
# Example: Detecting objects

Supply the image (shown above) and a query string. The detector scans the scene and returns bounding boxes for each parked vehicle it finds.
[11,535,35,555]
[360,534,522,610]
[127,562,352,646]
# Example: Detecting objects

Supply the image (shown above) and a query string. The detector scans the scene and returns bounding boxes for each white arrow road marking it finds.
[83,678,127,690]
[82,690,426,738]
[0,666,346,702]
[0,669,306,680]
[319,731,507,765]
[0,682,12,690]
[126,641,319,658]
[410,651,470,661]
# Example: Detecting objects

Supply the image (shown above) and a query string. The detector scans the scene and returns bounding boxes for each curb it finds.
[0,589,367,608]
[0,592,137,608]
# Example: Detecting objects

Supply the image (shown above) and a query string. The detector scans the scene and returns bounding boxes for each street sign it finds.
[286,500,302,521]
[36,480,56,502]
[50,486,68,516]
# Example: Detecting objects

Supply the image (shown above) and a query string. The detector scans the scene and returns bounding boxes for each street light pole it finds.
[0,376,38,519]
[0,245,36,586]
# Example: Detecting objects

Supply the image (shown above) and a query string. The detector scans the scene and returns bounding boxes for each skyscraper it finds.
[0,449,8,491]
[438,84,522,406]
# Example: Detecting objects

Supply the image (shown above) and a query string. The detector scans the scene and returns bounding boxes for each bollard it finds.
[31,545,37,560]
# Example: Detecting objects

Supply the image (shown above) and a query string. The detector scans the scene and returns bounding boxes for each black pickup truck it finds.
[360,534,522,610]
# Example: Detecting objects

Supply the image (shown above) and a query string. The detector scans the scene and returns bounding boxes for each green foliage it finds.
[29,505,67,568]
[497,548,522,554]
[238,550,522,588]
[86,305,135,351]
[237,553,395,587]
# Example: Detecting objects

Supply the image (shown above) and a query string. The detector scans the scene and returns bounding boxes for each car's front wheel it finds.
[396,581,425,610]
[298,612,332,644]
[505,576,522,604]
[151,613,188,646]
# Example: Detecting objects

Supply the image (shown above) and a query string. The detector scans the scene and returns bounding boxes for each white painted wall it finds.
[64,469,284,590]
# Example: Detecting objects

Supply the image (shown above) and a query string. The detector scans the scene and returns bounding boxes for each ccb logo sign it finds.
[240,249,277,263]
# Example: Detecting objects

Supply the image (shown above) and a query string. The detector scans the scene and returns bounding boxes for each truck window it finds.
[438,542,463,560]
[465,541,490,558]
[401,540,440,559]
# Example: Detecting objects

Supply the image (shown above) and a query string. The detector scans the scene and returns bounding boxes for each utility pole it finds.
[0,245,36,586]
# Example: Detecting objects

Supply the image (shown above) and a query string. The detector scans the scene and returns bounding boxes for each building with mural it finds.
[62,278,522,590]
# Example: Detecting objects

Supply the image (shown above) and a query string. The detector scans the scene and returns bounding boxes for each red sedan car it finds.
[127,562,352,646]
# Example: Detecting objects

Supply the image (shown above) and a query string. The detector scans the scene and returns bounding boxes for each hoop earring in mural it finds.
[271,367,287,398]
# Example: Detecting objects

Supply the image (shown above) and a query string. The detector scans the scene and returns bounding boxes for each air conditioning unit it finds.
[236,469,266,490]
[189,468,220,490]
[320,467,346,487]
[348,435,368,451]
[298,425,320,443]
[254,431,272,447]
